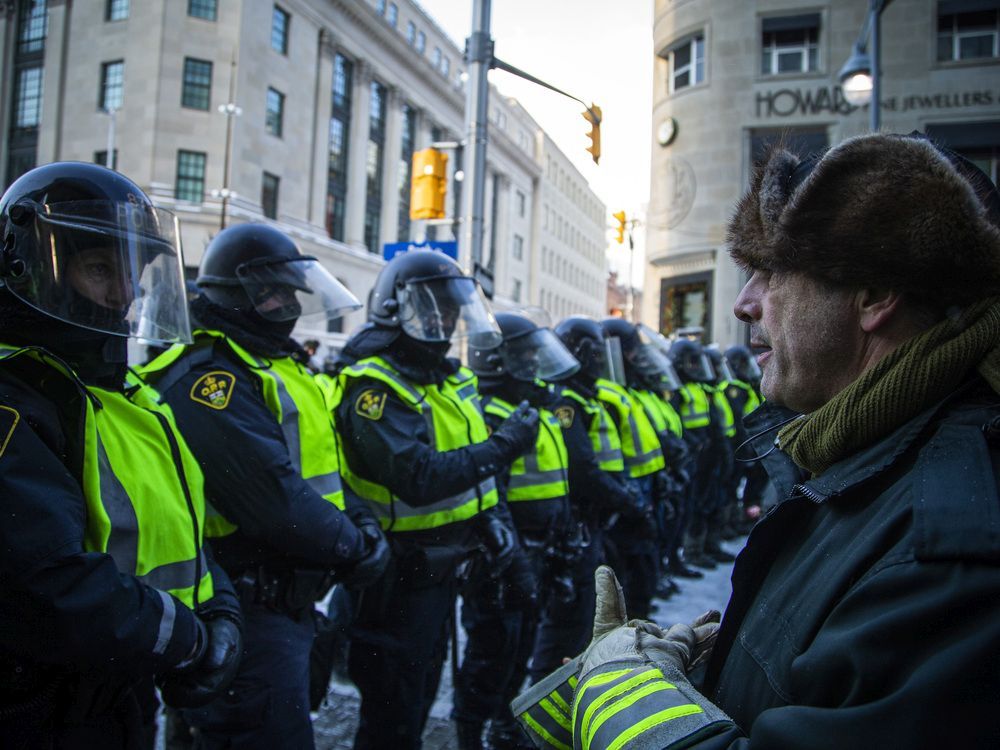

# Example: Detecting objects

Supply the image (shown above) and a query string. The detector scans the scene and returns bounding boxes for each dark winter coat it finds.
[699,377,1000,749]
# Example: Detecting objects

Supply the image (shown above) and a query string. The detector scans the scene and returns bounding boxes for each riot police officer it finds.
[331,250,538,750]
[724,344,765,529]
[454,313,579,749]
[528,316,633,684]
[0,162,242,746]
[141,223,388,748]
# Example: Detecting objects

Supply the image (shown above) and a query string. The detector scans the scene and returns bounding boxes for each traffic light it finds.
[410,148,449,220]
[613,210,626,244]
[582,104,602,165]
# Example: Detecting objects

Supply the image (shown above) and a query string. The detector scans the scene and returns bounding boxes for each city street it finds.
[313,535,747,749]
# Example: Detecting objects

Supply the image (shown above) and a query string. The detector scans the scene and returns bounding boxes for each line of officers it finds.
[0,162,763,750]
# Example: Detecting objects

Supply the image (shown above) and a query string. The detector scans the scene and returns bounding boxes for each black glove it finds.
[490,400,540,459]
[475,511,518,574]
[501,548,539,609]
[159,612,243,708]
[339,514,391,589]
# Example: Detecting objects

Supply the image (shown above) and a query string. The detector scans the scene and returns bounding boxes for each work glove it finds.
[501,547,540,609]
[159,611,243,709]
[579,565,721,678]
[474,509,518,574]
[490,400,540,459]
[339,514,391,589]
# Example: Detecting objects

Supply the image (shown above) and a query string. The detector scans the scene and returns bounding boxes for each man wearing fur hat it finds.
[538,134,1000,749]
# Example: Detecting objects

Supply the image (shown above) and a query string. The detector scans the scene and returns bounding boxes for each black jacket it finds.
[697,379,1000,748]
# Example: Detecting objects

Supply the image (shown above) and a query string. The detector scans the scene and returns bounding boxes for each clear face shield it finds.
[398,276,502,349]
[235,257,361,324]
[3,199,193,344]
[500,328,580,382]
[635,324,682,391]
[729,353,762,383]
[601,336,627,385]
[675,351,715,383]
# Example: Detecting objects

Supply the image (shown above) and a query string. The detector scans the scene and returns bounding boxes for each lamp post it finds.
[838,0,895,132]
[103,107,118,169]
[215,101,242,230]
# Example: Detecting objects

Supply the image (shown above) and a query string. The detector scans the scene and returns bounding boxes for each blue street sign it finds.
[382,240,458,261]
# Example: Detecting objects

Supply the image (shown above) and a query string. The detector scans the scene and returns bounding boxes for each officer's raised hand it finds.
[159,607,243,708]
[490,400,540,457]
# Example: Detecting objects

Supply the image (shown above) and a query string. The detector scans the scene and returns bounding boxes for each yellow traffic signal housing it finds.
[410,148,449,220]
[613,210,627,244]
[582,104,602,165]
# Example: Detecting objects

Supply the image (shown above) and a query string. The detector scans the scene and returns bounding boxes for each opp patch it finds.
[190,371,236,410]
[355,389,387,421]
[553,405,575,429]
[0,405,20,458]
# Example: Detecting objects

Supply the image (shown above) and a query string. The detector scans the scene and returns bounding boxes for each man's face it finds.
[66,247,134,311]
[734,269,860,413]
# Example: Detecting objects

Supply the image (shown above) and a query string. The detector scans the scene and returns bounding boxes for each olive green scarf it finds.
[778,297,1000,477]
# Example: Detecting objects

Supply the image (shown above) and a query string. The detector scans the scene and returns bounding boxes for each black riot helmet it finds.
[724,344,762,384]
[554,316,607,384]
[704,345,734,385]
[670,338,714,384]
[469,312,579,382]
[601,318,681,390]
[0,161,191,344]
[197,223,359,324]
[368,250,501,348]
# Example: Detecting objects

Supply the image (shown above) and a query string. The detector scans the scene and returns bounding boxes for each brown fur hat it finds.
[727,133,1000,308]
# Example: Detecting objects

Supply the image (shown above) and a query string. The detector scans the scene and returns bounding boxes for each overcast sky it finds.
[415,0,653,284]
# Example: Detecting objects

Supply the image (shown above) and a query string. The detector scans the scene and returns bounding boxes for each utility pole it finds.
[460,0,492,273]
[104,107,117,169]
[215,51,241,231]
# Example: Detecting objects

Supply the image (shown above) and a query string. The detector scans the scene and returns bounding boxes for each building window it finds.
[261,171,279,219]
[265,87,284,137]
[106,0,128,21]
[416,31,426,53]
[667,34,705,92]
[18,0,47,55]
[442,57,450,76]
[398,104,416,241]
[761,15,819,75]
[100,60,124,111]
[327,54,352,241]
[937,7,1000,61]
[432,47,442,68]
[364,80,387,253]
[13,66,43,128]
[512,279,522,303]
[181,58,212,110]
[271,6,290,54]
[94,149,118,169]
[407,21,416,45]
[387,2,397,27]
[513,234,524,260]
[516,190,526,217]
[175,150,206,202]
[188,0,216,20]
[375,0,385,14]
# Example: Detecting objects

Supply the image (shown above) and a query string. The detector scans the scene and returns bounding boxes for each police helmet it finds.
[704,345,735,384]
[368,250,501,348]
[724,344,762,384]
[0,161,191,344]
[470,312,579,382]
[669,338,714,384]
[554,315,607,382]
[197,223,359,324]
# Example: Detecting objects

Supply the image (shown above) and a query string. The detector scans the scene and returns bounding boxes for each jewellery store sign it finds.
[756,85,997,118]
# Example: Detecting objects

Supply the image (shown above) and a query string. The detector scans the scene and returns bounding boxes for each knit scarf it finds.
[778,297,1000,477]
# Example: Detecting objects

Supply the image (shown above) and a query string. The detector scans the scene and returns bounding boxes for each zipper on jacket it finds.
[791,482,826,503]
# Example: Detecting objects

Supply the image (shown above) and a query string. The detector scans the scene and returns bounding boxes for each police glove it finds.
[490,400,540,460]
[501,547,540,609]
[159,612,243,709]
[339,514,391,589]
[474,510,518,574]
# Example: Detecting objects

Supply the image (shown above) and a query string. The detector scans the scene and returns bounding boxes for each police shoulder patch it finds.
[554,405,575,429]
[190,371,236,410]
[727,387,741,400]
[355,389,387,421]
[0,405,20,459]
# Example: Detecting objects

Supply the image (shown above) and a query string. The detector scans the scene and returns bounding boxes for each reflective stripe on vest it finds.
[560,387,624,473]
[595,379,665,479]
[483,396,570,502]
[679,384,710,429]
[0,345,213,634]
[632,387,684,440]
[336,357,498,531]
[143,331,346,538]
[706,384,737,438]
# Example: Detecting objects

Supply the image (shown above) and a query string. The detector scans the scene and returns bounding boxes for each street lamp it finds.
[216,102,242,230]
[838,0,895,132]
